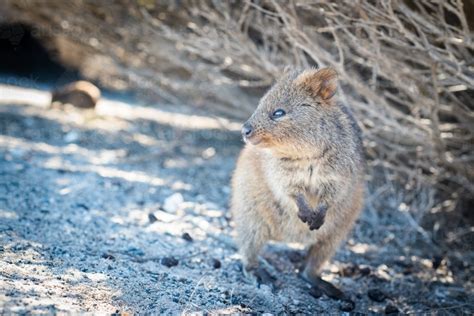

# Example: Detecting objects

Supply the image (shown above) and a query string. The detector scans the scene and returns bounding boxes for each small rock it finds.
[76,203,89,210]
[384,303,399,314]
[212,258,221,269]
[368,288,387,302]
[339,299,355,312]
[163,193,184,213]
[202,147,216,159]
[148,213,158,223]
[101,253,115,260]
[181,232,193,242]
[51,80,101,109]
[359,266,371,276]
[161,256,179,268]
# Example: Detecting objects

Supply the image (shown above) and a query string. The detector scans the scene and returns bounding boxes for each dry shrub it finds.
[152,0,474,218]
[3,0,474,236]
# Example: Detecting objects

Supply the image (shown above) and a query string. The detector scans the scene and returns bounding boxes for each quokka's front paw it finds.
[296,194,328,230]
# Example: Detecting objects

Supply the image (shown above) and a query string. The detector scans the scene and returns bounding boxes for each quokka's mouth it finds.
[243,135,263,146]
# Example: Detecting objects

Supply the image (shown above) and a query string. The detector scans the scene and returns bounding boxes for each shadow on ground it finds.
[0,88,472,314]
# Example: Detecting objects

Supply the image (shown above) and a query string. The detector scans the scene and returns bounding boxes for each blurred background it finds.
[0,0,473,314]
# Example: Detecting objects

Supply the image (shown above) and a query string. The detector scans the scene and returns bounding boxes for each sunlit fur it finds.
[231,67,365,282]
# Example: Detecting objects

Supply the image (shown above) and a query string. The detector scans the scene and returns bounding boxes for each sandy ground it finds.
[0,84,472,314]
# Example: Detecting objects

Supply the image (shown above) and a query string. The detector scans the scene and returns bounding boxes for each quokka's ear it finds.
[295,67,338,100]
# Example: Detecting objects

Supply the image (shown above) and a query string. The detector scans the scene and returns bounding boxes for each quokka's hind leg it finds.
[234,213,271,268]
[236,231,267,271]
[302,237,338,277]
[234,217,276,284]
[300,237,345,299]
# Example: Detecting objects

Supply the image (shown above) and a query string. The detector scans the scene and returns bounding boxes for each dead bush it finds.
[4,0,474,240]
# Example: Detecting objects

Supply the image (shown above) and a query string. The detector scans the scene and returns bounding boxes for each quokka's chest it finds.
[262,160,324,212]
[272,160,328,193]
[267,163,328,242]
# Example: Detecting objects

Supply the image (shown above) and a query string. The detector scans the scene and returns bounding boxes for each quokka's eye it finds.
[271,109,286,119]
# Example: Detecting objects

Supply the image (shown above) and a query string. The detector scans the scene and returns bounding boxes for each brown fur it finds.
[231,67,365,282]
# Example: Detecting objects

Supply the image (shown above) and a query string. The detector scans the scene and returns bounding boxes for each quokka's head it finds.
[242,67,339,156]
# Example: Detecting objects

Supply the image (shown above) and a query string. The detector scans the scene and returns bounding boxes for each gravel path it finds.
[0,85,472,314]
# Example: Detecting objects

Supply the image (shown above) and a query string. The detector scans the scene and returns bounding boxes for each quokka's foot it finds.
[242,265,276,287]
[300,272,345,300]
[295,194,328,230]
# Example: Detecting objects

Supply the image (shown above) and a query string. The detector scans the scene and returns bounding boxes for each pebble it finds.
[368,288,387,302]
[181,232,193,242]
[148,213,158,223]
[101,253,115,260]
[163,193,184,213]
[202,147,216,159]
[161,256,179,267]
[51,80,100,109]
[212,258,221,269]
[359,266,371,276]
[76,203,89,210]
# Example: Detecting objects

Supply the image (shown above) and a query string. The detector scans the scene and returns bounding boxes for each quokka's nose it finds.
[241,123,253,138]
